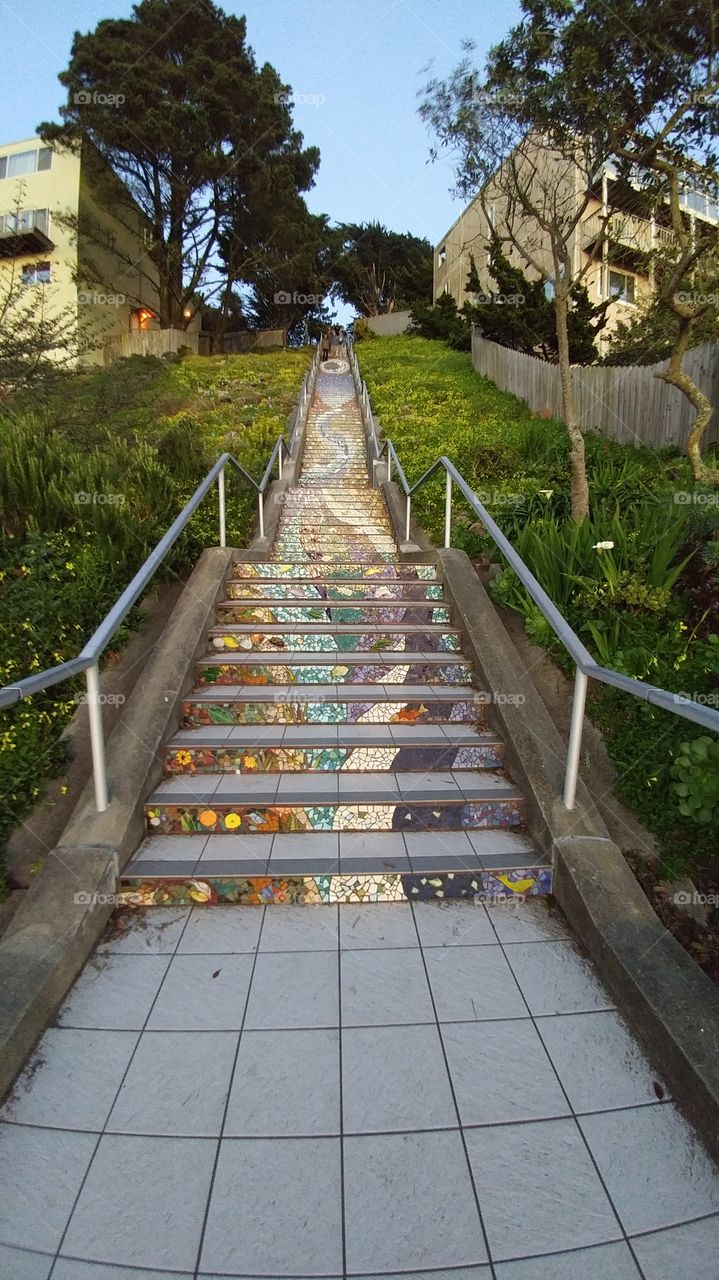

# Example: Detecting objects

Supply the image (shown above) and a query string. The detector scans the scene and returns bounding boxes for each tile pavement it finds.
[0,899,718,1279]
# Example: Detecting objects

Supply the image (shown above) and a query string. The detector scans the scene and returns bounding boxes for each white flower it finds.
[539,489,553,499]
[593,541,615,551]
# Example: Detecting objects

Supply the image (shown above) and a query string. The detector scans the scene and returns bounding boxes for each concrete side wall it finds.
[363,311,412,336]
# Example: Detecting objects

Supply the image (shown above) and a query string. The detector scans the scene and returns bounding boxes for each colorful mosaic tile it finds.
[116,866,551,908]
[195,661,473,686]
[164,743,504,775]
[181,697,482,728]
[145,799,525,836]
[206,631,461,654]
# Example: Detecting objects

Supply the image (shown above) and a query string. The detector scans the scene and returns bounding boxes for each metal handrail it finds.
[348,345,719,810]
[0,345,320,812]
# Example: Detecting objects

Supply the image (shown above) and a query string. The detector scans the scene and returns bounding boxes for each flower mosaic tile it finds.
[145,797,525,836]
[206,629,462,654]
[182,698,481,729]
[117,866,551,907]
[195,660,473,686]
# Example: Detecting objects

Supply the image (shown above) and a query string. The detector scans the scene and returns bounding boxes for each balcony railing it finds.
[581,211,674,258]
[0,208,54,258]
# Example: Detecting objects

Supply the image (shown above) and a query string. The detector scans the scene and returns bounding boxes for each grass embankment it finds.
[0,349,310,888]
[359,335,719,882]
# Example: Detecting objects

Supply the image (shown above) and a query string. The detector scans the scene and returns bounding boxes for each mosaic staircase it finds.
[121,358,551,906]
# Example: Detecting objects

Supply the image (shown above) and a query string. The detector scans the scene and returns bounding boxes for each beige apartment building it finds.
[0,136,163,363]
[434,150,719,353]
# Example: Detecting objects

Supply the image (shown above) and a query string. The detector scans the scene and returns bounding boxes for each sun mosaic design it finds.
[117,867,552,908]
[145,800,526,835]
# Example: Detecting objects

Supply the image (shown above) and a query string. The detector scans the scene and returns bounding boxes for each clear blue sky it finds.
[4,0,520,247]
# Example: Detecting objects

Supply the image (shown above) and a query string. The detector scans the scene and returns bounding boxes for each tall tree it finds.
[420,61,616,517]
[40,0,319,329]
[487,0,719,481]
[331,222,433,315]
[466,244,609,363]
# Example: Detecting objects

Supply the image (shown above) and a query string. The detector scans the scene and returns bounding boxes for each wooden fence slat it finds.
[471,327,719,450]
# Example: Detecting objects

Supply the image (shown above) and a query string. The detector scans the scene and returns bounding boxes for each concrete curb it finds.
[0,545,233,1100]
[439,545,719,1163]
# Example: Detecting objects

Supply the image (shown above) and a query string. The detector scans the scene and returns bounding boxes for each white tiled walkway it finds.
[1,900,719,1278]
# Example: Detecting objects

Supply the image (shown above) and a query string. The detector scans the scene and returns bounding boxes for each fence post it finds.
[563,667,588,809]
[386,451,392,484]
[258,491,265,540]
[278,440,284,481]
[405,494,411,543]
[217,467,226,548]
[444,470,452,548]
[86,663,109,813]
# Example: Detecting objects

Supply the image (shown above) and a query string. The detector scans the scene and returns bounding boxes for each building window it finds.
[0,208,50,235]
[438,246,446,266]
[608,269,636,304]
[131,307,157,331]
[0,147,53,179]
[22,261,52,285]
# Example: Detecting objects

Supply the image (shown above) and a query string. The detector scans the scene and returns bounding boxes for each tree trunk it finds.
[554,290,590,519]
[657,307,719,485]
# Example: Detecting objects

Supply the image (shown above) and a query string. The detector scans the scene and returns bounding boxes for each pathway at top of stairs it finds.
[123,356,550,906]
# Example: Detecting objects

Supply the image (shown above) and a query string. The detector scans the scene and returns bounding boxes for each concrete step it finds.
[195,652,473,685]
[164,724,505,774]
[144,770,526,836]
[123,828,546,884]
[182,685,482,727]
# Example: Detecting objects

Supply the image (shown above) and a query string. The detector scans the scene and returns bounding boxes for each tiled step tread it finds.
[125,829,545,877]
[187,683,479,701]
[148,770,520,806]
[167,725,494,747]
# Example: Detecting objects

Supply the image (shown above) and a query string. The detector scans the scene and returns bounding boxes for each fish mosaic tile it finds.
[117,866,551,908]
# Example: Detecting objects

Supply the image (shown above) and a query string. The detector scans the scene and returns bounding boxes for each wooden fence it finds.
[101,328,198,365]
[101,326,286,365]
[471,327,719,450]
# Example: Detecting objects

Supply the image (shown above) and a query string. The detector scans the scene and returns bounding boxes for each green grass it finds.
[0,348,310,884]
[358,334,719,878]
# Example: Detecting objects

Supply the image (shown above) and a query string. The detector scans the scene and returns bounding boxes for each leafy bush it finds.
[360,334,719,876]
[671,737,719,824]
[0,348,310,886]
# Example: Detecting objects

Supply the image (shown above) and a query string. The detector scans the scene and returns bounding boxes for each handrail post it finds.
[258,490,265,540]
[405,494,411,543]
[563,667,588,810]
[217,466,226,548]
[278,439,284,480]
[444,470,452,548]
[86,663,109,812]
[387,451,392,484]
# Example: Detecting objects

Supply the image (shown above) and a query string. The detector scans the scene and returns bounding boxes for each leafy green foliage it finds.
[671,737,719,824]
[330,222,433,315]
[360,334,719,875]
[466,245,609,364]
[41,0,320,328]
[408,294,471,351]
[0,349,309,884]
